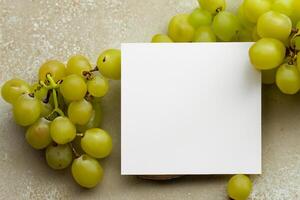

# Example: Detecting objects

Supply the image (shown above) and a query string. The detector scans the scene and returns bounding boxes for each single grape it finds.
[97,49,121,80]
[188,8,212,29]
[66,55,92,78]
[262,68,278,85]
[151,34,173,43]
[31,83,48,101]
[46,143,73,170]
[276,63,300,94]
[38,60,66,82]
[68,99,93,125]
[237,5,255,30]
[243,0,272,23]
[50,116,76,144]
[237,28,253,42]
[168,14,195,42]
[40,102,53,117]
[13,94,41,126]
[249,38,286,70]
[212,11,240,42]
[81,128,112,159]
[71,154,103,188]
[198,0,226,15]
[252,26,261,42]
[193,26,216,42]
[25,118,52,149]
[227,174,252,200]
[76,103,102,133]
[1,79,30,104]
[60,74,87,101]
[87,76,109,97]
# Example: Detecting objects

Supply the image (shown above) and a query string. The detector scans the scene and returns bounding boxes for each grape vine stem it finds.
[46,74,65,117]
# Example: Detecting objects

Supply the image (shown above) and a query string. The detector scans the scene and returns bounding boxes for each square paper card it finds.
[121,43,261,175]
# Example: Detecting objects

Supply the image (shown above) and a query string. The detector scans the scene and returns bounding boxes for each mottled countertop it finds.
[1,0,300,199]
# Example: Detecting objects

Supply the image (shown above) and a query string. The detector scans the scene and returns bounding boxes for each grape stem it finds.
[46,74,65,117]
[69,142,80,158]
[76,133,84,137]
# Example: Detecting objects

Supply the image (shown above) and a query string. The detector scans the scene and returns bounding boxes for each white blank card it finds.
[121,43,261,175]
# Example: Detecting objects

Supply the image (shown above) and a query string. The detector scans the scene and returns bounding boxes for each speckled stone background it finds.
[1,0,300,199]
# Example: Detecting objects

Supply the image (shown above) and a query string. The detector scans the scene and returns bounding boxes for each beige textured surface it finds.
[1,0,300,199]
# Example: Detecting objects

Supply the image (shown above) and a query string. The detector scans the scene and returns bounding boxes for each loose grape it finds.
[193,26,216,42]
[68,99,93,125]
[257,11,292,42]
[198,0,226,15]
[249,38,286,70]
[188,8,212,29]
[76,103,102,133]
[168,14,195,42]
[60,74,87,101]
[212,11,240,42]
[276,64,300,95]
[25,118,52,149]
[71,154,103,188]
[40,102,53,117]
[66,55,92,78]
[38,60,66,82]
[13,94,41,126]
[243,0,272,23]
[50,116,76,144]
[97,49,121,80]
[1,79,30,104]
[81,128,112,159]
[31,83,48,101]
[238,28,253,42]
[262,68,278,85]
[46,144,73,170]
[151,34,173,43]
[237,5,255,30]
[87,76,109,97]
[227,174,252,200]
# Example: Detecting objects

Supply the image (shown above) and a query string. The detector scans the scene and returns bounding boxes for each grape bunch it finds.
[1,49,121,188]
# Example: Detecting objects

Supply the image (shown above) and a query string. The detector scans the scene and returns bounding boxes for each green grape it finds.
[297,52,300,70]
[81,128,112,159]
[97,49,121,80]
[151,34,173,43]
[262,68,278,85]
[25,118,52,149]
[212,11,240,42]
[13,94,41,126]
[167,14,195,42]
[276,63,300,94]
[50,116,76,144]
[272,0,294,18]
[252,26,261,42]
[46,143,73,170]
[40,102,53,117]
[198,0,226,15]
[71,154,103,188]
[87,76,109,97]
[237,5,255,30]
[188,8,212,29]
[38,60,66,82]
[60,74,87,101]
[76,102,102,132]
[1,79,30,104]
[249,38,286,70]
[193,26,216,42]
[291,0,300,26]
[31,83,48,101]
[66,55,92,78]
[257,11,292,42]
[237,28,253,42]
[68,99,93,125]
[294,22,300,50]
[227,174,252,200]
[243,0,272,23]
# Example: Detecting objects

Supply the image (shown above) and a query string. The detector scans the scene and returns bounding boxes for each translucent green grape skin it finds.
[227,174,252,200]
[237,5,255,31]
[50,116,76,144]
[252,26,261,42]
[193,26,217,42]
[291,0,300,26]
[249,38,286,70]
[297,52,300,71]
[97,49,121,80]
[151,34,173,43]
[212,11,240,42]
[71,154,103,188]
[243,0,272,23]
[1,79,30,104]
[26,118,52,149]
[294,22,300,50]
[66,55,92,78]
[198,0,226,15]
[68,99,93,125]
[238,28,253,42]
[188,8,212,29]
[40,102,53,118]
[262,68,278,85]
[272,0,294,19]
[87,76,109,98]
[81,128,112,159]
[276,64,300,95]
[168,14,195,42]
[46,144,73,170]
[60,74,87,101]
[76,102,102,133]
[257,11,292,42]
[38,60,66,82]
[31,83,48,101]
[13,94,41,126]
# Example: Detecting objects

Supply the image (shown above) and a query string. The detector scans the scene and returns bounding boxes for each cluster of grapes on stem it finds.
[1,49,121,188]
